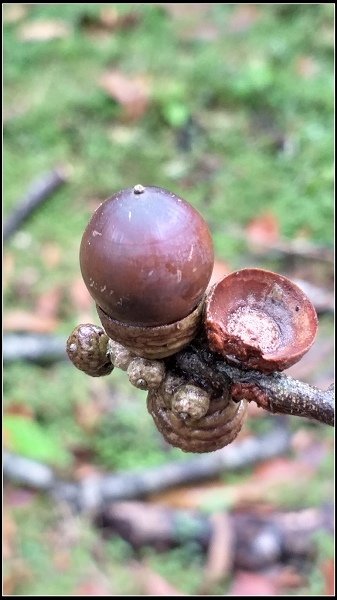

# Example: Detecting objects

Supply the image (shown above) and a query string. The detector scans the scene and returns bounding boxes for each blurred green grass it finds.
[4,3,334,595]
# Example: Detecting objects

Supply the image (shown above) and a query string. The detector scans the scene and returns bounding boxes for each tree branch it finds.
[3,423,290,511]
[172,341,334,427]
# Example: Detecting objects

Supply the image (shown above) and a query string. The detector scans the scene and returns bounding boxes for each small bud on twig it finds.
[172,384,210,420]
[108,339,135,371]
[127,357,166,390]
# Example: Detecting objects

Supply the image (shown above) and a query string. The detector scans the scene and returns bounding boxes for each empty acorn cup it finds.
[204,268,318,373]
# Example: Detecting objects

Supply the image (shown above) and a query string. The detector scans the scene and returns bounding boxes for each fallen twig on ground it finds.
[3,334,67,364]
[3,423,290,510]
[3,167,69,242]
[96,500,333,570]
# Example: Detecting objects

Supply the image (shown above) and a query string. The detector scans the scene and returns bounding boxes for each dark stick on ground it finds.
[173,342,334,427]
[3,423,290,511]
[3,167,69,242]
[97,500,333,570]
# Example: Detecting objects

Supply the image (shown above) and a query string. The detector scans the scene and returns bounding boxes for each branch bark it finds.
[3,423,290,511]
[3,332,334,426]
[172,342,334,427]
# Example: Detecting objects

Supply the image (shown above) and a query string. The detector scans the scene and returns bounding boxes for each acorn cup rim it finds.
[204,268,318,373]
[96,298,204,359]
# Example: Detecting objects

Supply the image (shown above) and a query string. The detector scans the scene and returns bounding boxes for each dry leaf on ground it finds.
[4,310,59,333]
[3,253,15,286]
[69,277,93,312]
[74,580,112,596]
[41,243,62,268]
[80,7,140,35]
[3,509,17,560]
[35,287,63,319]
[3,4,28,23]
[74,400,103,433]
[19,20,71,42]
[229,571,278,596]
[159,4,210,19]
[200,512,234,591]
[228,4,261,33]
[323,559,335,596]
[246,212,280,246]
[133,562,186,596]
[296,56,319,79]
[100,70,151,121]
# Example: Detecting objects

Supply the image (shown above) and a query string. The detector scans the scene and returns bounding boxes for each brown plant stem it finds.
[172,342,334,427]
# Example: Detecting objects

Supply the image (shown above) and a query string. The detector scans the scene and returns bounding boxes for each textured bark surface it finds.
[172,341,334,427]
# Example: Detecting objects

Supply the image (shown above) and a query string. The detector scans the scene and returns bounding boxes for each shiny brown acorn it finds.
[80,184,214,358]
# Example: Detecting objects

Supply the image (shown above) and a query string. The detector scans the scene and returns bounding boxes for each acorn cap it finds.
[204,268,318,373]
[96,297,204,359]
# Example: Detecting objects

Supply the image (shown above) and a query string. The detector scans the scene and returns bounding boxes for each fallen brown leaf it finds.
[35,286,63,319]
[19,20,71,42]
[4,403,34,419]
[159,4,210,19]
[4,310,58,333]
[3,561,32,596]
[100,70,151,121]
[200,512,234,592]
[74,400,103,433]
[69,277,93,312]
[4,485,37,508]
[229,571,278,596]
[80,6,140,35]
[150,480,233,510]
[151,456,315,511]
[273,565,307,591]
[296,56,319,79]
[323,559,335,596]
[3,4,28,23]
[74,580,112,596]
[228,4,261,33]
[3,252,15,287]
[253,456,315,483]
[179,22,219,42]
[41,242,62,268]
[73,462,101,481]
[3,509,16,560]
[53,551,71,573]
[246,212,280,247]
[134,562,186,596]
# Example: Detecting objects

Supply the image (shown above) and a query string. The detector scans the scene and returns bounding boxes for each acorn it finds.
[204,268,318,373]
[80,184,214,359]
